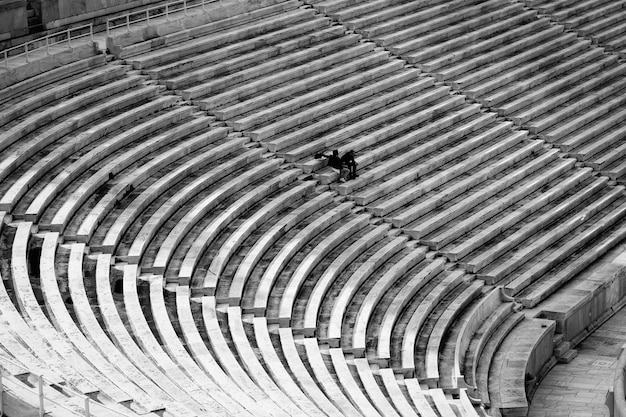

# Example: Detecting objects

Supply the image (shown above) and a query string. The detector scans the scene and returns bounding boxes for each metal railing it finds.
[0,356,131,417]
[106,0,217,36]
[1,24,94,70]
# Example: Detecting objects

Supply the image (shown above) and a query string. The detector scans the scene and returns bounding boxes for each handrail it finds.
[0,355,131,417]
[106,0,217,36]
[1,24,94,70]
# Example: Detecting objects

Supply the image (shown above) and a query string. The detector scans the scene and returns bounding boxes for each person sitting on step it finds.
[315,149,358,182]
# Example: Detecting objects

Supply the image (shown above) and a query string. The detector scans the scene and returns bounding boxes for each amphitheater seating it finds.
[372,256,444,363]
[67,244,179,412]
[148,276,255,416]
[0,55,106,108]
[423,280,484,388]
[524,0,626,59]
[487,318,556,416]
[322,235,408,346]
[10,223,134,406]
[276,327,346,417]
[169,165,296,285]
[122,265,234,416]
[201,296,296,417]
[39,234,166,413]
[226,307,315,417]
[4,0,626,416]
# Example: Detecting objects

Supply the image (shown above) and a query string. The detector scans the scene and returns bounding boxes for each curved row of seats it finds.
[523,0,626,60]
[310,0,626,184]
[2,0,626,415]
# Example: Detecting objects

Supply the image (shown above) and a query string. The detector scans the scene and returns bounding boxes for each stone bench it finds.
[362,126,525,214]
[11,223,133,405]
[22,96,180,223]
[301,100,480,178]
[501,55,619,122]
[252,201,354,317]
[174,286,266,416]
[301,223,391,336]
[182,26,357,104]
[423,280,484,388]
[487,318,555,416]
[404,378,439,417]
[398,141,546,232]
[463,302,518,401]
[0,55,106,106]
[229,191,335,306]
[303,339,366,416]
[0,65,125,129]
[323,236,407,346]
[43,239,175,415]
[422,157,577,252]
[399,270,466,377]
[377,368,422,417]
[201,296,290,416]
[176,168,300,287]
[67,244,177,413]
[234,59,405,138]
[441,165,591,262]
[44,106,201,233]
[465,176,607,275]
[74,125,228,243]
[113,136,250,258]
[429,388,459,417]
[327,349,384,416]
[281,81,451,162]
[435,24,564,82]
[276,328,346,417]
[121,265,233,416]
[252,318,333,416]
[375,258,446,366]
[148,276,251,416]
[535,77,626,144]
[0,74,146,188]
[104,145,258,256]
[478,39,595,107]
[0,86,168,214]
[149,22,342,82]
[377,0,496,51]
[339,109,494,198]
[516,65,626,131]
[509,195,626,307]
[208,181,315,300]
[278,213,372,327]
[355,358,404,417]
[203,40,374,113]
[179,29,354,102]
[408,10,539,68]
[562,107,626,160]
[340,0,450,31]
[118,0,304,61]
[95,254,210,412]
[449,287,506,392]
[331,104,488,193]
[280,83,454,163]
[450,27,575,93]
[125,7,315,68]
[488,185,625,287]
[227,307,313,417]
[352,247,428,358]
[153,158,284,281]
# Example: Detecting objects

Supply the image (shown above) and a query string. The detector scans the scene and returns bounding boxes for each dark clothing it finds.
[327,155,342,170]
[340,153,357,177]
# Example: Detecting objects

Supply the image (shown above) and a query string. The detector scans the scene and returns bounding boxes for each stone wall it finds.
[0,0,28,42]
